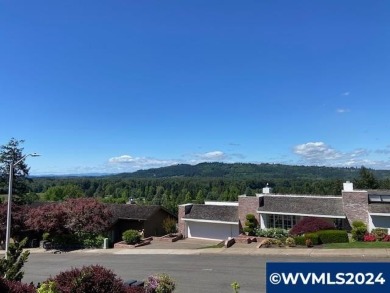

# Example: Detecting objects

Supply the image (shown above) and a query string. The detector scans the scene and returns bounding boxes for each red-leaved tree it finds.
[0,203,29,242]
[26,199,112,237]
[25,203,68,235]
[63,198,112,235]
[289,217,335,236]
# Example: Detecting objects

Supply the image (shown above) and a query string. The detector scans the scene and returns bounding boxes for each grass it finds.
[323,241,390,249]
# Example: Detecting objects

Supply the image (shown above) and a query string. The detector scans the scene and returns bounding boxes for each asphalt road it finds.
[23,253,388,293]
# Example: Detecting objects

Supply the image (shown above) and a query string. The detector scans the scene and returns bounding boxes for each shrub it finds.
[162,218,177,235]
[51,234,80,248]
[122,230,141,245]
[260,239,272,248]
[363,233,376,242]
[243,214,257,236]
[352,220,366,228]
[293,236,306,246]
[304,233,320,245]
[37,281,57,293]
[48,265,126,293]
[42,232,51,241]
[255,228,289,239]
[305,239,313,247]
[382,235,390,242]
[371,228,388,241]
[351,221,367,241]
[144,273,175,293]
[293,233,319,246]
[0,277,36,293]
[0,238,30,281]
[316,230,349,244]
[289,217,334,236]
[79,233,106,248]
[285,237,296,247]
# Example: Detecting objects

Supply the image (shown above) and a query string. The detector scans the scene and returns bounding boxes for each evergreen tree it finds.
[0,138,31,204]
[354,166,379,189]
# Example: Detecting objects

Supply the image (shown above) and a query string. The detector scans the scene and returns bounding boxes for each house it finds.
[178,182,390,240]
[107,204,177,244]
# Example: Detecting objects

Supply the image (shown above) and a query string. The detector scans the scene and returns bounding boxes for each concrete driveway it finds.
[136,237,223,250]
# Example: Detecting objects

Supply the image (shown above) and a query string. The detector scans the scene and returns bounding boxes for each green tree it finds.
[0,138,32,204]
[354,166,379,189]
[44,184,84,201]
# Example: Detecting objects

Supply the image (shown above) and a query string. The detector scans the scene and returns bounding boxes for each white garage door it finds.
[187,221,239,240]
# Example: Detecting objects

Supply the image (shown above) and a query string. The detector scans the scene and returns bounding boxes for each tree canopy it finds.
[0,138,32,204]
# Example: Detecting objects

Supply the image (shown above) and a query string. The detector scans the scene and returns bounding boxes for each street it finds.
[22,253,388,293]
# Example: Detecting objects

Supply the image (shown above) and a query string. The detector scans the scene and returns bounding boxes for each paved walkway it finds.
[17,238,390,258]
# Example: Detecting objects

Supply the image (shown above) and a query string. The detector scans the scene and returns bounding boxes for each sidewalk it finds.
[20,246,390,258]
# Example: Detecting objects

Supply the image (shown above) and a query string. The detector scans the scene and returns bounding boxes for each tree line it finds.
[1,138,390,215]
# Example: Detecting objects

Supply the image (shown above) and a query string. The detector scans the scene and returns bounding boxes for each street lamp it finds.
[5,153,40,258]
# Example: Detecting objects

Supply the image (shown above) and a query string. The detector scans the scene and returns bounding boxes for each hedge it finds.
[316,230,349,244]
[294,233,320,246]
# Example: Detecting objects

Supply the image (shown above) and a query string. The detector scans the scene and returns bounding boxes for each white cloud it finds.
[197,151,226,161]
[108,155,135,163]
[341,91,350,96]
[336,108,350,113]
[293,141,390,169]
[294,142,341,164]
[108,154,178,171]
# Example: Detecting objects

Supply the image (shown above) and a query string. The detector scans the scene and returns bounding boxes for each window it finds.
[266,214,298,230]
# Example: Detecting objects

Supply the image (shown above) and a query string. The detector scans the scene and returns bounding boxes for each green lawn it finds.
[323,241,390,249]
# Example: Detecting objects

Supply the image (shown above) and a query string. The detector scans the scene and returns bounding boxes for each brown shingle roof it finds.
[369,203,390,214]
[183,204,238,222]
[107,204,176,223]
[258,195,345,217]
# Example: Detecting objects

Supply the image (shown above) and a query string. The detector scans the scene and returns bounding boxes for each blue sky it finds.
[1,1,389,175]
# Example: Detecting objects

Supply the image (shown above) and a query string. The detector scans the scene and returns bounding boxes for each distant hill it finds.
[111,162,390,181]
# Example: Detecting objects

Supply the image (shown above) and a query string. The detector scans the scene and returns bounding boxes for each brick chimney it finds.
[342,181,369,228]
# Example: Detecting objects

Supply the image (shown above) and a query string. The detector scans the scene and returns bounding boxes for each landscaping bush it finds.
[293,233,319,246]
[37,280,57,293]
[383,235,390,242]
[162,217,177,235]
[289,217,334,236]
[0,277,36,293]
[363,233,376,242]
[285,237,296,247]
[316,230,349,244]
[51,233,80,248]
[351,221,367,242]
[42,232,51,241]
[293,236,306,246]
[144,273,175,293]
[79,233,106,248]
[304,233,320,245]
[122,230,141,245]
[47,265,126,293]
[255,228,289,239]
[371,228,388,241]
[243,214,257,236]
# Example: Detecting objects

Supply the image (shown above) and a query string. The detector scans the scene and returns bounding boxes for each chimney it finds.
[343,181,354,192]
[262,183,273,194]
